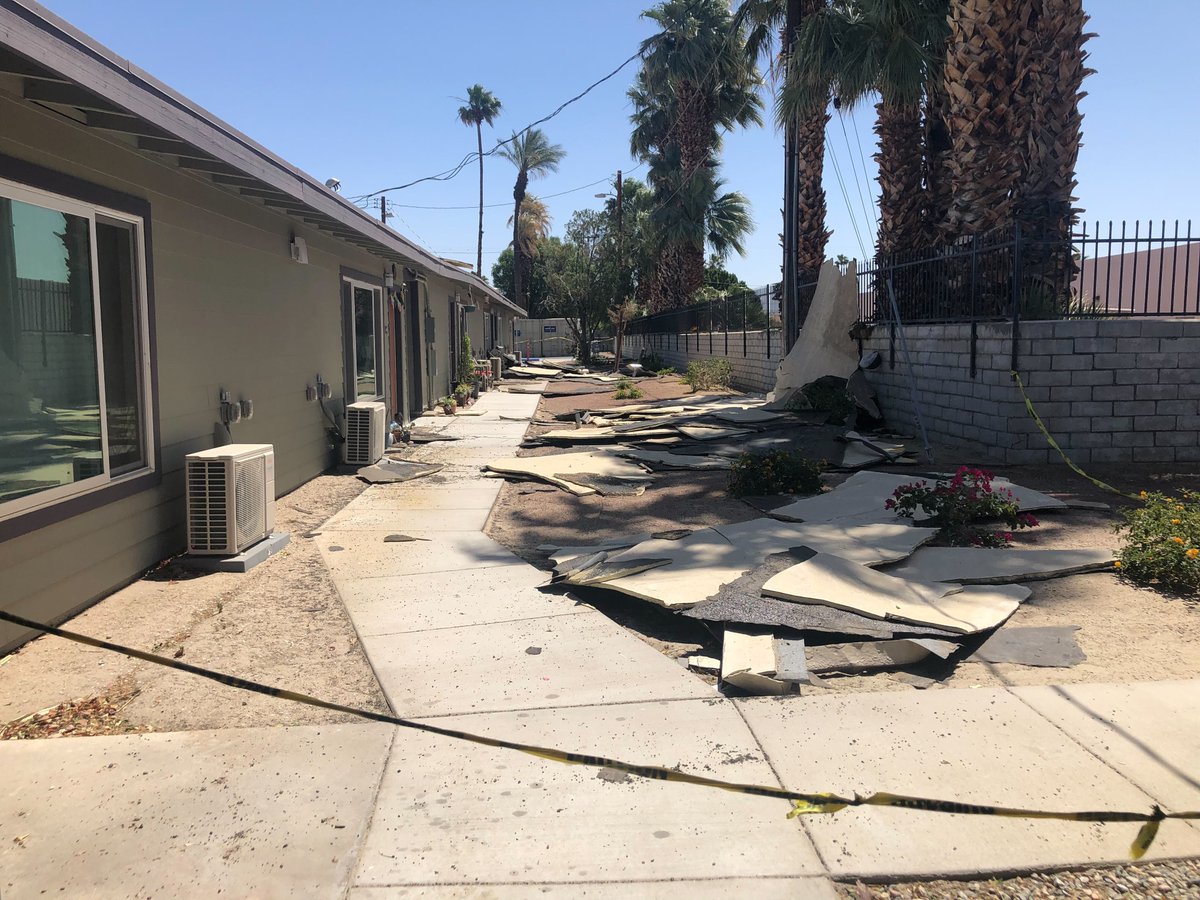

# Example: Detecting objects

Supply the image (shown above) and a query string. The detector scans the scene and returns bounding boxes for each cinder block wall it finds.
[860,318,1200,464]
[622,331,784,393]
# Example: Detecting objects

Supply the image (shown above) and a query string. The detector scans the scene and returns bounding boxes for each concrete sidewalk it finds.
[1,386,1197,898]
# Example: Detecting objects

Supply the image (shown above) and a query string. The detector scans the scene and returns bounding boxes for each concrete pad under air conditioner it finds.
[882,547,1117,584]
[761,551,1030,634]
[181,532,290,573]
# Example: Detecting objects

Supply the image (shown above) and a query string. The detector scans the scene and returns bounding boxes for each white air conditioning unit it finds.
[186,444,276,556]
[344,401,387,466]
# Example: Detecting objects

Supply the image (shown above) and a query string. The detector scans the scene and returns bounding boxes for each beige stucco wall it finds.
[0,92,414,649]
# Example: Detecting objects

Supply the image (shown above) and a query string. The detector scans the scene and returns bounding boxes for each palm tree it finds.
[457,85,503,277]
[782,0,949,258]
[498,129,566,310]
[631,0,763,311]
[508,195,552,300]
[735,0,831,283]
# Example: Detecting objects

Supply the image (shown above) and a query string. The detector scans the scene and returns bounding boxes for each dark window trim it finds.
[339,267,384,405]
[0,151,160,544]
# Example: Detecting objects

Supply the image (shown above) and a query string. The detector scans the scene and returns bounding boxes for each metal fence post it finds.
[1011,221,1023,373]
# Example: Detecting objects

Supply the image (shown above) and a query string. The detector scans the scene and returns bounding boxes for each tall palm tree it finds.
[782,0,949,258]
[457,85,503,277]
[735,0,831,283]
[498,129,566,310]
[508,195,552,299]
[631,0,763,311]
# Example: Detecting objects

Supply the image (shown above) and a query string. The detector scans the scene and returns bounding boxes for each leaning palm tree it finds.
[783,0,949,258]
[457,85,503,277]
[497,129,566,310]
[631,0,763,310]
[735,0,831,283]
[508,195,552,300]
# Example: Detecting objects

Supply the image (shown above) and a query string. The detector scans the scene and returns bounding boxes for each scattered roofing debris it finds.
[761,551,1031,634]
[507,354,1110,697]
[484,451,652,496]
[883,547,1117,584]
[968,625,1087,668]
[356,459,443,484]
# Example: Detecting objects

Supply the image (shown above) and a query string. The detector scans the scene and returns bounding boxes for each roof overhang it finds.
[0,0,523,313]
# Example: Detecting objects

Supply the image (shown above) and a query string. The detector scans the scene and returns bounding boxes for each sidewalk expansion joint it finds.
[409,693,716,722]
[359,607,593,638]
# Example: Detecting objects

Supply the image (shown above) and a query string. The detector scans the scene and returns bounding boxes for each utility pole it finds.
[781,0,801,351]
[380,196,388,224]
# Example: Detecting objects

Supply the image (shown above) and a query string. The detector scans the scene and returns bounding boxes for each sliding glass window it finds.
[0,179,152,517]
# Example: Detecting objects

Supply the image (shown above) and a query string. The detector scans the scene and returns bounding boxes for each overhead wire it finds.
[848,105,881,234]
[826,138,871,262]
[838,109,878,247]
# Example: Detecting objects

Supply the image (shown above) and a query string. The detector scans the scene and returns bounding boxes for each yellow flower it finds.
[1113,560,1122,568]
[1173,537,1185,544]
[1139,491,1148,499]
[1188,549,1200,559]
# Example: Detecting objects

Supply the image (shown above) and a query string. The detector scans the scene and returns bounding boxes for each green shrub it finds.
[800,378,855,423]
[456,334,473,386]
[886,466,1039,547]
[683,358,733,391]
[728,450,824,497]
[1115,489,1200,594]
[613,377,644,400]
[654,367,676,377]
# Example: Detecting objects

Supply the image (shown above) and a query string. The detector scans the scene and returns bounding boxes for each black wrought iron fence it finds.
[624,282,803,359]
[858,219,1200,325]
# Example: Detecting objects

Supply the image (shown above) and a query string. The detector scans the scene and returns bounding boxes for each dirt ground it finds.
[485,377,1200,692]
[0,473,389,738]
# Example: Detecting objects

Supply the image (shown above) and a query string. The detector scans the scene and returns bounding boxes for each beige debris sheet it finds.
[721,628,795,695]
[883,547,1117,584]
[761,551,1031,634]
[485,451,651,496]
[590,517,938,609]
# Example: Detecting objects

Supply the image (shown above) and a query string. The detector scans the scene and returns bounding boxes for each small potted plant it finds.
[439,395,457,415]
[453,382,470,408]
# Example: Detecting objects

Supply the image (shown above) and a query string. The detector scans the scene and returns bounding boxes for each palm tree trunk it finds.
[512,172,527,308]
[875,97,926,258]
[942,0,1034,239]
[921,74,953,246]
[793,100,831,282]
[476,122,485,276]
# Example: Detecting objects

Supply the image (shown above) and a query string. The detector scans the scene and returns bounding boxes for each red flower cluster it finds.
[884,466,1041,548]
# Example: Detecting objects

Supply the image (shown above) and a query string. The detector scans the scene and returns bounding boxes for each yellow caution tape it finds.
[2,609,1194,859]
[1011,371,1142,501]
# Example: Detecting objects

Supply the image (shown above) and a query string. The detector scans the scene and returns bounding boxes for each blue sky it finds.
[40,0,1200,287]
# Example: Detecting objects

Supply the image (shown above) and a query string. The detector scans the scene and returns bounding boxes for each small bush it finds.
[438,395,457,414]
[683,358,733,391]
[1115,489,1200,594]
[613,377,644,400]
[886,466,1039,547]
[800,378,855,423]
[728,450,824,497]
[654,367,676,377]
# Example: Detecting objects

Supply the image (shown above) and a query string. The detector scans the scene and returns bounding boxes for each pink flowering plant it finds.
[885,466,1039,547]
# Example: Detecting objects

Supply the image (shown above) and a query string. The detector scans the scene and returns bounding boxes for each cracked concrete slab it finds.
[738,687,1200,879]
[353,699,824,889]
[319,531,523,579]
[882,547,1117,584]
[1014,681,1200,812]
[358,611,711,717]
[335,566,578,636]
[0,724,393,899]
[762,552,1030,634]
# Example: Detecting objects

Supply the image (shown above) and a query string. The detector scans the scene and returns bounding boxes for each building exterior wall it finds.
[860,318,1200,465]
[0,93,402,649]
[622,331,786,393]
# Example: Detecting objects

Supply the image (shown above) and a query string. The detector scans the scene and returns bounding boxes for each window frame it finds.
[0,155,158,542]
[340,271,385,405]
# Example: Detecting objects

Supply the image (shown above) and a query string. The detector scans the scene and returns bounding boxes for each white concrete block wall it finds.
[861,319,1200,465]
[623,330,785,393]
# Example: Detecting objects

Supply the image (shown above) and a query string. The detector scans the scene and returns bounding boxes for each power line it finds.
[350,49,647,201]
[838,110,878,247]
[356,166,644,211]
[826,140,871,262]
